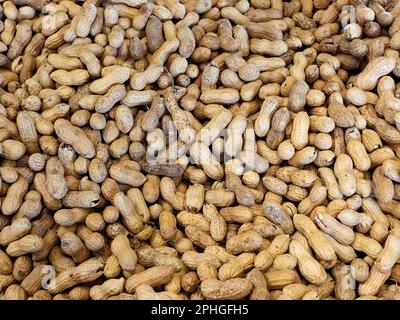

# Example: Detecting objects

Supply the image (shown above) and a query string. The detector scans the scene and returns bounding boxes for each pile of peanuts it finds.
[1,0,400,301]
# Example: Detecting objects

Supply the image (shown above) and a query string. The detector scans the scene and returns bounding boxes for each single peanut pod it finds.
[328,101,355,128]
[250,38,288,56]
[149,38,180,66]
[160,177,185,211]
[89,66,131,94]
[202,204,226,242]
[177,26,195,59]
[226,230,263,255]
[315,213,354,245]
[126,266,175,293]
[220,206,253,224]
[347,140,371,172]
[254,234,290,271]
[6,235,43,257]
[200,278,252,300]
[46,157,67,200]
[185,225,216,249]
[54,208,90,227]
[89,278,124,300]
[113,192,143,234]
[350,258,369,283]
[352,233,383,259]
[109,162,146,187]
[289,238,327,285]
[291,111,309,150]
[0,249,12,275]
[200,88,240,105]
[289,80,309,112]
[50,69,90,86]
[95,85,126,113]
[265,269,301,290]
[288,147,317,167]
[382,158,400,183]
[254,97,279,137]
[373,166,394,204]
[246,268,269,300]
[16,111,39,154]
[355,56,396,91]
[1,140,26,160]
[130,65,164,91]
[218,252,255,281]
[126,188,150,224]
[54,119,95,158]
[62,191,100,208]
[77,225,105,252]
[293,214,336,262]
[271,254,298,272]
[298,186,327,215]
[2,176,29,216]
[263,200,294,234]
[111,234,137,273]
[334,154,357,197]
[159,210,177,241]
[290,170,318,188]
[375,233,400,273]
[184,184,205,213]
[142,176,160,204]
[225,114,247,157]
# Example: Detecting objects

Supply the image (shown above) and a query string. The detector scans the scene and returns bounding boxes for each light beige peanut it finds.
[111,234,137,274]
[109,161,146,187]
[355,56,396,91]
[113,192,143,234]
[293,214,336,262]
[50,69,90,86]
[254,234,290,271]
[126,266,175,293]
[333,154,357,197]
[374,232,400,273]
[54,119,95,158]
[89,66,131,94]
[200,278,253,300]
[6,235,43,257]
[160,177,185,211]
[264,269,301,290]
[315,213,355,245]
[226,231,263,255]
[218,252,255,281]
[0,218,31,246]
[298,186,327,215]
[289,238,327,285]
[89,278,124,300]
